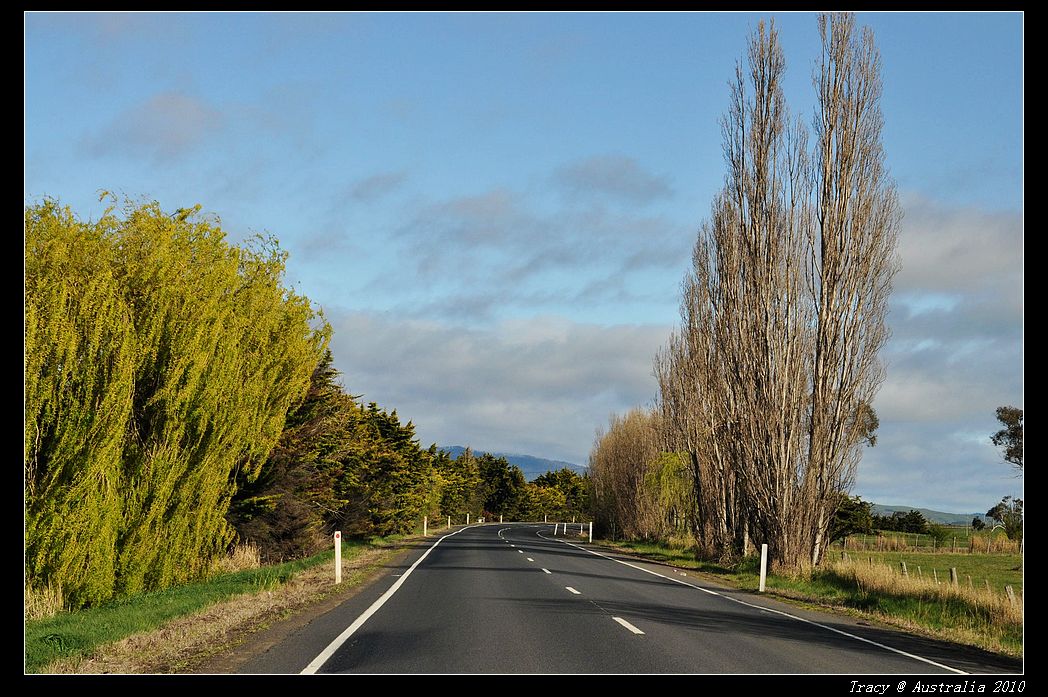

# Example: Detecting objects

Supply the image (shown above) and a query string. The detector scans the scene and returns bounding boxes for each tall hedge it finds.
[24,200,328,608]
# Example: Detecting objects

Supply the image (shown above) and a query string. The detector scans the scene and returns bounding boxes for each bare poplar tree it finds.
[804,13,899,567]
[654,13,897,570]
[589,409,669,541]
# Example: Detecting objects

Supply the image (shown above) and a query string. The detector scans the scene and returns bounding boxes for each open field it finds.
[600,537,1023,658]
[833,528,1020,554]
[829,550,1023,593]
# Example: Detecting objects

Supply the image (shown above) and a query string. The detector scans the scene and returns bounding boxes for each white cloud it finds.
[82,92,223,162]
[554,154,673,203]
[855,194,1023,511]
[350,171,408,201]
[325,310,670,464]
[895,194,1022,299]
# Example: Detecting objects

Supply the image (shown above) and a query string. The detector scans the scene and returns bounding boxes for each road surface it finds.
[236,523,1020,674]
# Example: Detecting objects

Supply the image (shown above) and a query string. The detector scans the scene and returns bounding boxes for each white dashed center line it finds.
[612,617,645,635]
[565,586,581,595]
[526,557,534,562]
[541,568,551,574]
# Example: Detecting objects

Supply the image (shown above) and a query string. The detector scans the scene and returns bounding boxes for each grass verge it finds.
[599,538,1023,658]
[25,537,399,673]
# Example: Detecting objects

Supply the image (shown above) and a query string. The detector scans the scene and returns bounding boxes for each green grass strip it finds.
[25,540,371,673]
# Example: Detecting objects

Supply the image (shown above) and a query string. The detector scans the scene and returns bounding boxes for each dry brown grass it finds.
[210,543,261,575]
[41,544,403,674]
[24,582,64,621]
[970,534,1022,555]
[817,558,1023,656]
[832,559,1023,626]
[840,532,1021,555]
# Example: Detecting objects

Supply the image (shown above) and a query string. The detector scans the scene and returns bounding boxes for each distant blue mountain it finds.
[870,503,987,526]
[439,446,586,481]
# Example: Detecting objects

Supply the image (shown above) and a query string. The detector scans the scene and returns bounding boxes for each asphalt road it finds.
[237,523,1021,674]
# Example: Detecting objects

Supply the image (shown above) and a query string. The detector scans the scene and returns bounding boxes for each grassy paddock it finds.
[835,528,1020,554]
[830,550,1023,593]
[599,538,1023,658]
[24,539,376,673]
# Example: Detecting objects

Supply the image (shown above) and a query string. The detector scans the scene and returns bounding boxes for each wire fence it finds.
[832,530,1021,554]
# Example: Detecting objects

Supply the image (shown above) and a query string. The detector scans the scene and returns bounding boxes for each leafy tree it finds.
[829,495,873,544]
[477,454,526,519]
[228,351,356,562]
[986,496,1023,541]
[971,517,985,531]
[337,404,440,537]
[927,524,950,545]
[25,199,327,607]
[518,483,567,521]
[436,449,484,519]
[991,406,1023,473]
[25,202,135,607]
[853,402,880,448]
[900,510,929,534]
[874,510,928,534]
[533,468,590,518]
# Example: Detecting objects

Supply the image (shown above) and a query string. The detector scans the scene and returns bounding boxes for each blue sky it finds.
[24,12,1023,513]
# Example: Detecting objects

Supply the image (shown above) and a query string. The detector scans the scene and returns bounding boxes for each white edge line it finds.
[300,525,475,674]
[537,531,966,675]
[612,616,645,635]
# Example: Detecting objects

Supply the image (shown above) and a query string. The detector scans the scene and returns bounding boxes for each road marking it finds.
[526,557,534,562]
[541,568,551,574]
[518,549,524,554]
[612,617,645,635]
[300,524,476,674]
[565,586,581,595]
[537,532,966,675]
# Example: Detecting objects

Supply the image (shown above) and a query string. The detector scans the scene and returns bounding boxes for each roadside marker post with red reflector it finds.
[335,531,342,584]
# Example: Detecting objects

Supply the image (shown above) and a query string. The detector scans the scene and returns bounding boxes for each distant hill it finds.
[871,503,986,526]
[439,446,586,481]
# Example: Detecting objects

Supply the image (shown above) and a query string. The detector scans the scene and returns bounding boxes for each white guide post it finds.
[334,531,342,585]
[759,543,768,593]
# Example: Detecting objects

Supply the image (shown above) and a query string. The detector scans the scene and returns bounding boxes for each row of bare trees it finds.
[595,14,898,571]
